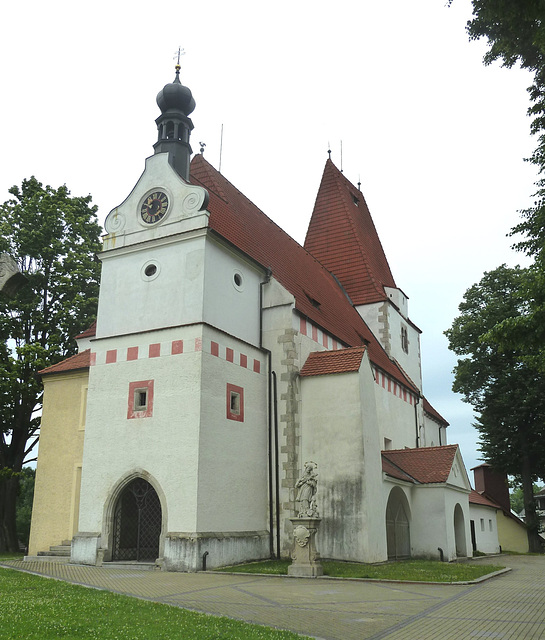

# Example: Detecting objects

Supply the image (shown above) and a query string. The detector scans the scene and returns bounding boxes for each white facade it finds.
[33,78,475,570]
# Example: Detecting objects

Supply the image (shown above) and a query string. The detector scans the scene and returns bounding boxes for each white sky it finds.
[0,0,537,476]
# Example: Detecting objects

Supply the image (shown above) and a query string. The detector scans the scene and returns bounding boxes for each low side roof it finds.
[382,445,459,484]
[39,349,91,376]
[423,398,449,426]
[300,347,366,377]
[469,490,500,509]
[74,321,96,340]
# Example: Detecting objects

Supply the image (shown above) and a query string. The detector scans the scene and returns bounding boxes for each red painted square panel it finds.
[253,359,260,374]
[240,354,247,368]
[226,347,234,363]
[127,346,139,361]
[106,349,117,364]
[127,380,154,419]
[171,340,184,355]
[211,341,219,357]
[149,343,161,358]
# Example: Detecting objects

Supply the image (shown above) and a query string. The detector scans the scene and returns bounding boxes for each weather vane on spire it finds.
[174,47,185,66]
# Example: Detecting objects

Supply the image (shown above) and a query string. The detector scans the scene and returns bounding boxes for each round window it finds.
[233,270,244,291]
[141,260,160,282]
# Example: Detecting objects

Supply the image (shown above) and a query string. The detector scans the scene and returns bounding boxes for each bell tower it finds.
[153,61,195,181]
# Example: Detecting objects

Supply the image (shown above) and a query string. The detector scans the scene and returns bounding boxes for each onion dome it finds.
[156,64,195,116]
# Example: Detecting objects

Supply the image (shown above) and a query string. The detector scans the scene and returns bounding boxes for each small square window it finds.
[489,519,493,532]
[135,390,148,411]
[230,391,240,414]
[226,383,244,422]
[480,518,485,532]
[127,380,154,419]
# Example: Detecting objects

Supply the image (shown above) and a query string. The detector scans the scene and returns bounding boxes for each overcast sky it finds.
[0,0,537,476]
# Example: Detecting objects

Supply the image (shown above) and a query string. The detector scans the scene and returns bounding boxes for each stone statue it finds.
[295,461,319,518]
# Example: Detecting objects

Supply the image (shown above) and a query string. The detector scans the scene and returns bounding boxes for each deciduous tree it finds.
[0,177,101,552]
[445,265,545,552]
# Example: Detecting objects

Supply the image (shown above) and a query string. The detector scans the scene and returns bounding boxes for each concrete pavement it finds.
[2,555,544,639]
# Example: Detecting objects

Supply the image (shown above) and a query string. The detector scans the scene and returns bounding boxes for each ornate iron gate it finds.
[112,479,161,562]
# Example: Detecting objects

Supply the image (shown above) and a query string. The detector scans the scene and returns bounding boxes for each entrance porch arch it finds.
[454,503,467,557]
[386,486,411,559]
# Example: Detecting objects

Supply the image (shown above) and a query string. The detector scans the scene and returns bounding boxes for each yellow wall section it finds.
[497,511,529,554]
[28,370,88,556]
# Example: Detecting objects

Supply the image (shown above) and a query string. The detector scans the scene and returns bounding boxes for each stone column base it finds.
[288,517,323,577]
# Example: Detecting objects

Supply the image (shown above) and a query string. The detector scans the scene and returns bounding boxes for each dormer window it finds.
[352,194,359,206]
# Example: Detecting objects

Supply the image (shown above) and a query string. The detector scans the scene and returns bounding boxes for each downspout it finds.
[260,270,276,558]
[414,394,420,448]
[272,370,281,558]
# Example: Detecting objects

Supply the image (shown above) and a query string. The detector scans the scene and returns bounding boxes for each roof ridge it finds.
[385,444,458,454]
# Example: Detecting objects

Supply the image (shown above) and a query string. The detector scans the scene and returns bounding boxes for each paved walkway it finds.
[2,555,544,639]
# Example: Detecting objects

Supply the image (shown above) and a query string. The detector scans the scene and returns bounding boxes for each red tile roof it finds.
[469,490,500,508]
[39,349,91,376]
[381,456,416,483]
[75,321,96,340]
[304,160,396,306]
[300,347,366,377]
[423,398,449,426]
[190,155,417,393]
[382,445,458,484]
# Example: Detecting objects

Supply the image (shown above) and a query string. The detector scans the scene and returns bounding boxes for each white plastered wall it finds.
[373,381,418,451]
[96,233,207,338]
[77,325,204,542]
[202,237,263,347]
[196,326,268,533]
[469,504,500,554]
[300,353,386,563]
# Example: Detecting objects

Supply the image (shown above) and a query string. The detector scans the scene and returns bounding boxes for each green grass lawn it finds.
[0,566,307,640]
[215,558,505,582]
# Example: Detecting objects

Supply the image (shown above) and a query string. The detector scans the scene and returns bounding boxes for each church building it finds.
[28,65,476,570]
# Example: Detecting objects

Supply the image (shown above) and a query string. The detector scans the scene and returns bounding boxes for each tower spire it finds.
[153,54,195,181]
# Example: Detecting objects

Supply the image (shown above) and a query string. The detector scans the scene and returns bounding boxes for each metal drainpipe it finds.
[272,370,281,559]
[414,394,421,448]
[260,271,276,559]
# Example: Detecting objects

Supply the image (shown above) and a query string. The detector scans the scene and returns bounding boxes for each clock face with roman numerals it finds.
[140,191,169,224]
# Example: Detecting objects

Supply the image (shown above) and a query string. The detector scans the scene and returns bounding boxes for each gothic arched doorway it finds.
[112,478,162,562]
[454,503,467,557]
[386,487,411,560]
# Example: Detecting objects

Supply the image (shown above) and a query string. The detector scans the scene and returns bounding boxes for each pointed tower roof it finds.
[304,160,396,306]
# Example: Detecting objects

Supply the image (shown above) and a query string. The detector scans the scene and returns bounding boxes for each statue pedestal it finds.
[288,517,323,577]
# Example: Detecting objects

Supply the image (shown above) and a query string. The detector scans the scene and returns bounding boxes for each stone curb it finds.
[206,565,512,585]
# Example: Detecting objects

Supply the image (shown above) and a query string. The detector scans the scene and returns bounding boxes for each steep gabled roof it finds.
[382,445,459,484]
[304,159,396,306]
[300,347,366,377]
[39,349,91,376]
[190,154,415,392]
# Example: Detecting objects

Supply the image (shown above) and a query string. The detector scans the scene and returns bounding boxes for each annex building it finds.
[29,66,488,570]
